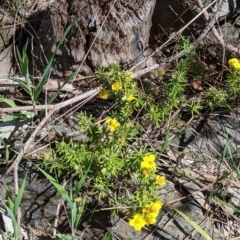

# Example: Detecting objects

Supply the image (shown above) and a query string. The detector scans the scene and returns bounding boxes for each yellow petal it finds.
[99,89,110,99]
[126,94,135,102]
[156,176,166,186]
[229,58,240,70]
[128,214,146,231]
[111,82,122,91]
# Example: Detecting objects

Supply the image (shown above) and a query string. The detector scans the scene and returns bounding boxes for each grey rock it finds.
[0,167,61,236]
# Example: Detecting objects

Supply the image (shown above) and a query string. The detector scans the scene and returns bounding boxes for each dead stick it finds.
[0,89,99,114]
[197,0,239,53]
[0,88,100,184]
[132,0,239,79]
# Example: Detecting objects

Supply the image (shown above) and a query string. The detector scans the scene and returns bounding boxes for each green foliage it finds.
[0,96,34,122]
[0,174,27,240]
[227,69,240,96]
[145,51,189,125]
[180,36,196,56]
[221,133,240,179]
[187,100,203,116]
[189,60,205,77]
[43,64,166,221]
[16,25,73,105]
[103,230,114,240]
[96,65,144,118]
[11,0,25,10]
[43,112,162,208]
[2,30,240,238]
[38,167,88,237]
[204,87,228,109]
[143,37,240,121]
[146,103,169,126]
[0,24,73,115]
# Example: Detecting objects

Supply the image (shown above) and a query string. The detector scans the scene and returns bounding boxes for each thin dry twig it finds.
[197,0,240,53]
[0,89,98,113]
[166,147,240,189]
[130,0,218,72]
[131,0,239,79]
[0,88,99,186]
[0,0,118,203]
[182,167,240,189]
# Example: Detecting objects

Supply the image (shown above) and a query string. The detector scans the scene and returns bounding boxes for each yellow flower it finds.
[143,154,155,162]
[143,212,158,225]
[156,175,166,186]
[42,152,51,161]
[142,169,150,177]
[228,58,240,70]
[143,200,163,214]
[123,70,133,78]
[99,89,110,99]
[129,214,146,231]
[74,165,80,171]
[126,94,135,102]
[157,69,165,76]
[151,200,163,212]
[141,154,156,171]
[111,82,122,91]
[106,118,120,132]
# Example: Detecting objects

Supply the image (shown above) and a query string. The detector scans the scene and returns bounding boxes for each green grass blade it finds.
[47,68,78,104]
[71,202,77,233]
[172,207,213,240]
[75,196,86,229]
[6,186,14,212]
[13,174,27,216]
[16,47,24,71]
[103,231,113,240]
[0,97,17,107]
[69,176,74,200]
[74,164,90,196]
[34,24,72,101]
[0,77,31,96]
[160,126,171,153]
[0,200,19,239]
[0,112,30,122]
[213,197,240,214]
[37,167,73,207]
[216,171,230,182]
[0,115,20,122]
[228,194,240,201]
[223,132,240,179]
[16,41,31,88]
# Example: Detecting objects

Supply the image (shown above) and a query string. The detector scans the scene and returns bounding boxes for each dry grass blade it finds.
[197,0,239,53]
[0,88,100,186]
[0,88,99,113]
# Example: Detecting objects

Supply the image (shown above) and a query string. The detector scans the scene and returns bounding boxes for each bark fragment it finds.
[29,0,156,78]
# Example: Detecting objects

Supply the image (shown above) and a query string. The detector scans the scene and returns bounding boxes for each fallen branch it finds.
[0,88,100,187]
[197,0,240,53]
[0,89,98,113]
